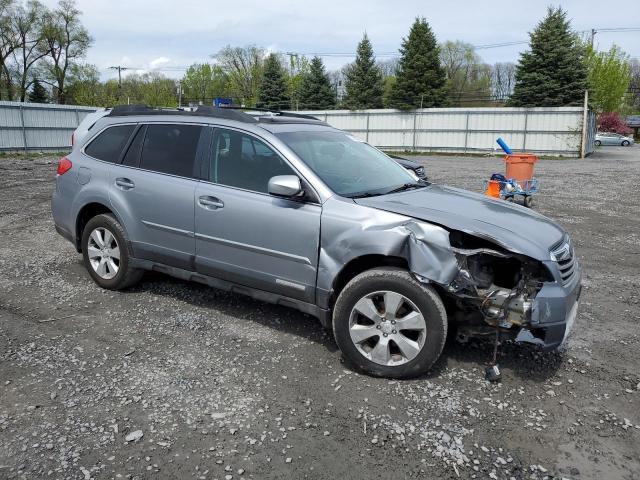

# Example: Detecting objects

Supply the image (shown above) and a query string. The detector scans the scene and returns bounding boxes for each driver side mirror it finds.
[268,175,303,198]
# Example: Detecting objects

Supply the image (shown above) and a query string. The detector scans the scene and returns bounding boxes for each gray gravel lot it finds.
[1,146,639,480]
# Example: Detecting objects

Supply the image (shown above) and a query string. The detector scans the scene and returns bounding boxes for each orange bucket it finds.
[485,180,502,198]
[504,154,537,182]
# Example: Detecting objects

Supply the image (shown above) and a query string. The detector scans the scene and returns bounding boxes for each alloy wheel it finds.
[87,227,120,280]
[348,290,427,366]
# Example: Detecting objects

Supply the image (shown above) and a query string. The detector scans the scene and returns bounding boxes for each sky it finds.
[41,0,640,80]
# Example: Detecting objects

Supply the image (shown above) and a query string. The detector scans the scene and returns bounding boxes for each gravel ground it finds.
[0,146,639,480]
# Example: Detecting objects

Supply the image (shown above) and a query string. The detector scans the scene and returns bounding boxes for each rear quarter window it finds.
[84,125,136,162]
[139,124,204,178]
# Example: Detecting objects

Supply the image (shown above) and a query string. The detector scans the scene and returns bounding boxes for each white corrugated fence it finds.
[0,102,594,157]
[300,107,596,157]
[0,101,96,152]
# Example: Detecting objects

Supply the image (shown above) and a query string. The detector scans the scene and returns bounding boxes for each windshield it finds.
[275,130,419,197]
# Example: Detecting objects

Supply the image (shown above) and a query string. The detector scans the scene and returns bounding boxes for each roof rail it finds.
[109,104,154,116]
[106,104,258,124]
[221,106,322,122]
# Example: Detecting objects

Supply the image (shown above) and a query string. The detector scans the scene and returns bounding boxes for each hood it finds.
[355,184,565,261]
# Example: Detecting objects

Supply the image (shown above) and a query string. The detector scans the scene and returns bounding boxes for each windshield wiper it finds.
[384,182,426,195]
[349,191,384,199]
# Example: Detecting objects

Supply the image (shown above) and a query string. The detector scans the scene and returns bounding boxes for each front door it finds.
[194,127,321,302]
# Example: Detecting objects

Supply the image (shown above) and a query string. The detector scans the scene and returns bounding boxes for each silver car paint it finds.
[52,112,581,349]
[595,132,635,146]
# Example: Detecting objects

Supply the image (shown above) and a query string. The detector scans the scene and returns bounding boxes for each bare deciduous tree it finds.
[490,62,516,101]
[213,45,264,105]
[626,58,639,111]
[376,58,398,78]
[0,0,18,99]
[11,0,48,101]
[440,41,492,106]
[41,0,91,103]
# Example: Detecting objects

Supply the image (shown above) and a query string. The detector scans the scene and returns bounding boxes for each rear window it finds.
[84,125,136,162]
[139,124,203,178]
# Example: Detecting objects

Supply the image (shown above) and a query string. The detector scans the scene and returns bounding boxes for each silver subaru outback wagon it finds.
[52,105,581,378]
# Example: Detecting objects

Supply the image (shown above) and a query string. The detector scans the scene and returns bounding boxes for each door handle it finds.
[115,178,135,190]
[198,195,224,210]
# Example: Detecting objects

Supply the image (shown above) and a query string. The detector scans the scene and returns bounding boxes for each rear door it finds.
[109,122,209,270]
[194,127,321,302]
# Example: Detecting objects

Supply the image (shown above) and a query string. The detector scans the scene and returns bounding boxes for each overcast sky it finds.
[41,0,640,79]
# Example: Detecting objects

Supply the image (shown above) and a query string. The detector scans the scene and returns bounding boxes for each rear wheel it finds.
[81,214,143,290]
[523,195,533,208]
[595,140,601,146]
[332,268,447,378]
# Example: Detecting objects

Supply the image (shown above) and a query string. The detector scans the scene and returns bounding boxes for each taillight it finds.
[57,157,72,176]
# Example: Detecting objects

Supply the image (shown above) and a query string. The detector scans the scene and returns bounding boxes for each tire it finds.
[594,140,601,146]
[505,196,514,202]
[332,267,447,378]
[523,195,533,208]
[622,140,630,146]
[81,213,143,290]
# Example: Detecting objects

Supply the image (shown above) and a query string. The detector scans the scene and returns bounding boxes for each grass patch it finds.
[0,150,70,158]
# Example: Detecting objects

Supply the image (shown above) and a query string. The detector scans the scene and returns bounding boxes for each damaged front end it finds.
[442,231,554,345]
[320,197,580,349]
[376,220,557,346]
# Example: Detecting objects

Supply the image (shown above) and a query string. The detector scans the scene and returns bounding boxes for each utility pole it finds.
[109,66,129,102]
[580,90,589,159]
[177,80,182,108]
[589,28,597,47]
[108,66,129,88]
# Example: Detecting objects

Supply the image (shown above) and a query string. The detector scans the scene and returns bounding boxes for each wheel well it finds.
[75,202,113,251]
[330,255,409,307]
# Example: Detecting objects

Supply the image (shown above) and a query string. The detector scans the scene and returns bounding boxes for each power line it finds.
[101,25,640,75]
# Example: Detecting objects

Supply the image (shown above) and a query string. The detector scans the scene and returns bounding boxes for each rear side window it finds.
[139,124,203,177]
[85,125,136,162]
[122,125,146,167]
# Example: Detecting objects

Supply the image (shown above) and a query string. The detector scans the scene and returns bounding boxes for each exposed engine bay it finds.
[442,231,552,342]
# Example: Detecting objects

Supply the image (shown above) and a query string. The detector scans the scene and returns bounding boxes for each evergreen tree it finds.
[387,18,447,110]
[342,33,384,109]
[257,53,290,110]
[508,7,587,107]
[298,56,335,110]
[28,79,49,103]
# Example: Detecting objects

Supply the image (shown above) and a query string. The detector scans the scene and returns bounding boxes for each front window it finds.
[275,130,419,197]
[210,128,296,193]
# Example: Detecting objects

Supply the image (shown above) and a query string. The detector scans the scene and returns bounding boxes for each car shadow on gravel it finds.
[117,270,341,352]
[439,335,564,383]
[109,269,564,382]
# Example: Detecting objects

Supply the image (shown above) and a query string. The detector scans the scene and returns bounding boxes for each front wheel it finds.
[595,140,601,146]
[332,267,447,378]
[81,214,143,290]
[622,140,630,146]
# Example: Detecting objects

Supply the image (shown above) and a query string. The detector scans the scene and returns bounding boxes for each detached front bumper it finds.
[516,259,582,349]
